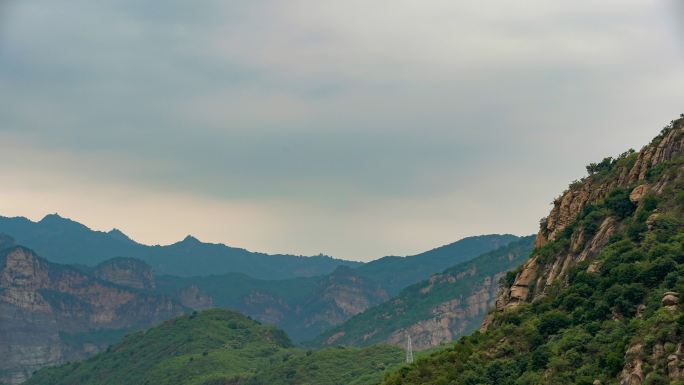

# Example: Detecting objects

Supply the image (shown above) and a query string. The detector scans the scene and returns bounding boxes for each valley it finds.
[1,116,682,385]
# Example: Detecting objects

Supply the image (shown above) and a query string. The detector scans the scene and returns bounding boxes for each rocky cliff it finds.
[498,117,684,311]
[93,257,156,289]
[0,244,186,385]
[301,266,390,329]
[383,115,684,385]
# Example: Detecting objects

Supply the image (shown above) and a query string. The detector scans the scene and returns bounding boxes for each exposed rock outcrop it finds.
[386,278,498,350]
[667,344,684,382]
[661,291,679,310]
[94,257,156,289]
[177,284,213,310]
[0,246,185,385]
[499,119,684,310]
[302,266,389,328]
[620,344,645,385]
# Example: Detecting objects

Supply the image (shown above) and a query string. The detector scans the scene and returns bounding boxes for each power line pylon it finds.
[406,334,414,364]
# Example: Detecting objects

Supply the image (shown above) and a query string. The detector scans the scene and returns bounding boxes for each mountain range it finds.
[0,215,522,384]
[0,214,359,279]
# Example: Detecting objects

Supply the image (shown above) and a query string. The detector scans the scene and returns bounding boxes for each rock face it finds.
[385,278,498,350]
[302,266,389,328]
[177,284,214,310]
[480,117,684,384]
[94,257,156,289]
[378,116,684,385]
[0,245,186,385]
[667,344,684,382]
[661,291,680,309]
[498,119,684,311]
[620,344,645,385]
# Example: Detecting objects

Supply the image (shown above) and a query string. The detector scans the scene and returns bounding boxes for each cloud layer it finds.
[1,0,683,260]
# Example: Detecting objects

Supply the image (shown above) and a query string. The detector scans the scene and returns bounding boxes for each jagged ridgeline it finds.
[24,309,405,385]
[383,116,684,385]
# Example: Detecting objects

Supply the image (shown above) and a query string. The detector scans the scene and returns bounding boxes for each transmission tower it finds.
[406,334,414,364]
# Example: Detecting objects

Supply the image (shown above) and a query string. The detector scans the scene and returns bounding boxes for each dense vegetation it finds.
[382,118,684,385]
[312,236,535,348]
[25,309,406,385]
[246,345,404,385]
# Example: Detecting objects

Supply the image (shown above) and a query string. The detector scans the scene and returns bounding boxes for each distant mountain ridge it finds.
[0,214,360,279]
[355,233,520,295]
[0,214,520,292]
[311,236,535,350]
[153,235,522,341]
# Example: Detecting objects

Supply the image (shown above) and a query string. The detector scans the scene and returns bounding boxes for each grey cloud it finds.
[1,0,683,258]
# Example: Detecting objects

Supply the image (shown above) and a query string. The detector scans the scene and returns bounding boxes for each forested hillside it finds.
[24,309,406,385]
[383,117,684,385]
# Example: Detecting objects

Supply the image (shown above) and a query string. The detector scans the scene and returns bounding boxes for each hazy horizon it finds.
[0,211,532,262]
[2,0,684,261]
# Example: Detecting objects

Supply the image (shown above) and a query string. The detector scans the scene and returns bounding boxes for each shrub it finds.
[605,189,635,219]
[538,311,571,336]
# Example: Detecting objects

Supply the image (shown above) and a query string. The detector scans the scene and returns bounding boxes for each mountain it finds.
[24,309,406,385]
[355,234,521,295]
[0,213,516,288]
[153,235,520,342]
[0,241,186,385]
[312,236,535,350]
[156,265,390,342]
[93,257,157,290]
[0,214,360,278]
[382,116,684,385]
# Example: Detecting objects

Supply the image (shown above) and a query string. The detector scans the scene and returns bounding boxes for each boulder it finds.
[662,292,680,308]
[629,184,650,203]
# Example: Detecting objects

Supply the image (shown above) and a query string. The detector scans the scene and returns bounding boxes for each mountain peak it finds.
[39,213,64,223]
[107,228,134,243]
[181,235,201,244]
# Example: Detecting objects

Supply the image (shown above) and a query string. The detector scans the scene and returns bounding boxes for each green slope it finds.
[382,116,684,385]
[246,345,405,385]
[24,309,405,385]
[311,236,535,349]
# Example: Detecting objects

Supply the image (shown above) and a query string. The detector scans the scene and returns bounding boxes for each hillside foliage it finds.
[382,117,684,385]
[24,309,406,385]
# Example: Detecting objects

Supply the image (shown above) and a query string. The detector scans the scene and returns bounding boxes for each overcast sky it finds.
[1,0,683,261]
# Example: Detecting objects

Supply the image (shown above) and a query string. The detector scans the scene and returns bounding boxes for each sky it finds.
[1,0,683,261]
